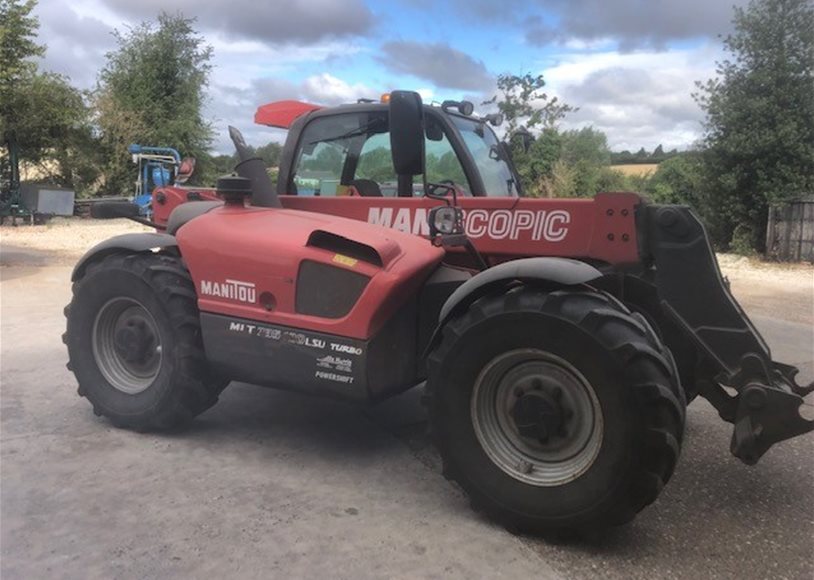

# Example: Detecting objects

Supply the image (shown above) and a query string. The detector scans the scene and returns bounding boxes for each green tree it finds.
[644,153,705,206]
[559,127,612,197]
[561,127,610,167]
[513,129,562,196]
[611,150,634,164]
[0,0,97,198]
[1,0,44,199]
[16,73,99,193]
[210,141,284,180]
[95,12,213,195]
[211,153,236,176]
[695,0,814,252]
[0,0,43,87]
[652,144,665,161]
[484,73,576,197]
[301,144,343,174]
[256,141,282,168]
[596,166,629,193]
[357,146,396,183]
[484,73,576,134]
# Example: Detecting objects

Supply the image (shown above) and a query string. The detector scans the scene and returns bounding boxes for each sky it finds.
[33,0,747,154]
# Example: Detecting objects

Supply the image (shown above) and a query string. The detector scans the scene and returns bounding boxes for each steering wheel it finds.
[427,179,470,198]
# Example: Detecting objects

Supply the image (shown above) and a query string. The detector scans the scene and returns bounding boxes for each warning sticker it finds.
[316,355,353,373]
[332,254,358,267]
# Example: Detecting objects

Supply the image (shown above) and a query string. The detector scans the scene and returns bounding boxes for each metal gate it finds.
[766,198,814,262]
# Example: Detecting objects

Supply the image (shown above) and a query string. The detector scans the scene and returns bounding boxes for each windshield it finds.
[451,116,519,197]
[290,111,471,197]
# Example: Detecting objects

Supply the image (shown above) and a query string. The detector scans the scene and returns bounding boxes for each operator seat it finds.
[350,179,383,197]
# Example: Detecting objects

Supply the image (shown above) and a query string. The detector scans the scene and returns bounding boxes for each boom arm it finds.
[642,204,813,464]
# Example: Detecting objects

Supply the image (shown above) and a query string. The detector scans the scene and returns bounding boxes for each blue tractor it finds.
[128,144,195,217]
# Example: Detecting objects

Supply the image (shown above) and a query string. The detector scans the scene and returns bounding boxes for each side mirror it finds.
[389,90,425,176]
[485,113,504,126]
[511,126,533,153]
[425,118,443,142]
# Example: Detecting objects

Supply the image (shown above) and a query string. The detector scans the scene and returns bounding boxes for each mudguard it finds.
[438,257,602,322]
[72,233,178,281]
[424,257,602,357]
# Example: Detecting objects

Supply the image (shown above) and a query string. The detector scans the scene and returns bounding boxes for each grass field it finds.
[611,163,660,176]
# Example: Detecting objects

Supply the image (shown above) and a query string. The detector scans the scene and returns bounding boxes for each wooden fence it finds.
[765,198,814,262]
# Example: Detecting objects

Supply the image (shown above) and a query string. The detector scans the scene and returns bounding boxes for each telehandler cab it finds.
[65,91,813,533]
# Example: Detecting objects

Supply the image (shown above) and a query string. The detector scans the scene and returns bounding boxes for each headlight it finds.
[429,206,464,236]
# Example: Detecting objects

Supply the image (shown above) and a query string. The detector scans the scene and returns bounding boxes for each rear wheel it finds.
[64,252,228,430]
[427,287,685,532]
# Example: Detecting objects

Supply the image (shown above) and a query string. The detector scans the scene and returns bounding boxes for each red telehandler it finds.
[65,91,813,533]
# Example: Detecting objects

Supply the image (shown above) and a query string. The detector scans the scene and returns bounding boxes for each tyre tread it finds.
[427,287,685,532]
[64,252,226,431]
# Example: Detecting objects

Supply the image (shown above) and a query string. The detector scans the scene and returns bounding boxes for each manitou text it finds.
[367,207,571,241]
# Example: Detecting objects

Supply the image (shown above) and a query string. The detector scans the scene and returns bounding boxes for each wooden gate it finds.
[766,198,814,262]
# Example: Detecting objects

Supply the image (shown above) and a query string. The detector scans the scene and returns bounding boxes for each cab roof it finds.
[254,100,323,129]
[254,98,482,129]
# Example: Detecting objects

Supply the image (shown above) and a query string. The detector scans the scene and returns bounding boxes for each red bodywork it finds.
[154,188,641,267]
[282,194,641,266]
[177,204,445,340]
[157,97,641,339]
[94,97,814,462]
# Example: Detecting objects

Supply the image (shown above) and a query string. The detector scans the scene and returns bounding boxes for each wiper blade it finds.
[310,118,386,145]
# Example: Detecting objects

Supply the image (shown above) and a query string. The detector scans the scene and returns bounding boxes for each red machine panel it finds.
[176,205,445,340]
[280,192,642,266]
[156,188,642,267]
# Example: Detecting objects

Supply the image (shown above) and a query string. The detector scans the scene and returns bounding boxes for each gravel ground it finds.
[0,218,150,265]
[2,218,811,323]
[716,254,813,326]
[1,218,811,578]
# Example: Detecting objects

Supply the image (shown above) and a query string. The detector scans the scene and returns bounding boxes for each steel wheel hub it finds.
[92,298,162,394]
[511,382,569,443]
[471,349,604,486]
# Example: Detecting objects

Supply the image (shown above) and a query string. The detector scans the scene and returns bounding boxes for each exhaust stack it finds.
[228,126,281,208]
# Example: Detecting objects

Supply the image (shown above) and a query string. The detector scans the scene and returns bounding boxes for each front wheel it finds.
[427,287,685,533]
[64,252,228,430]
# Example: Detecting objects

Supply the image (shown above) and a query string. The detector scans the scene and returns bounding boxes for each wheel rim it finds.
[92,297,162,394]
[471,349,603,486]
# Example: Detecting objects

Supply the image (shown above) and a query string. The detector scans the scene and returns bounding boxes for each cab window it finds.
[425,117,469,194]
[292,112,383,196]
[294,141,345,196]
[290,112,470,197]
[356,132,397,188]
[451,116,519,197]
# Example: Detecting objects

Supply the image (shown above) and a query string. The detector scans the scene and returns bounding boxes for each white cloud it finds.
[519,0,747,50]
[35,1,375,153]
[98,0,374,45]
[540,44,723,150]
[36,1,115,87]
[34,0,729,156]
[301,73,374,104]
[416,88,435,101]
[207,73,379,153]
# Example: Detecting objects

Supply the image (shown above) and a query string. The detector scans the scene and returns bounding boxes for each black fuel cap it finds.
[216,175,252,205]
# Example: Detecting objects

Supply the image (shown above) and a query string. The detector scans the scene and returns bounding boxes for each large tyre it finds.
[64,252,227,430]
[620,276,699,403]
[427,287,685,533]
